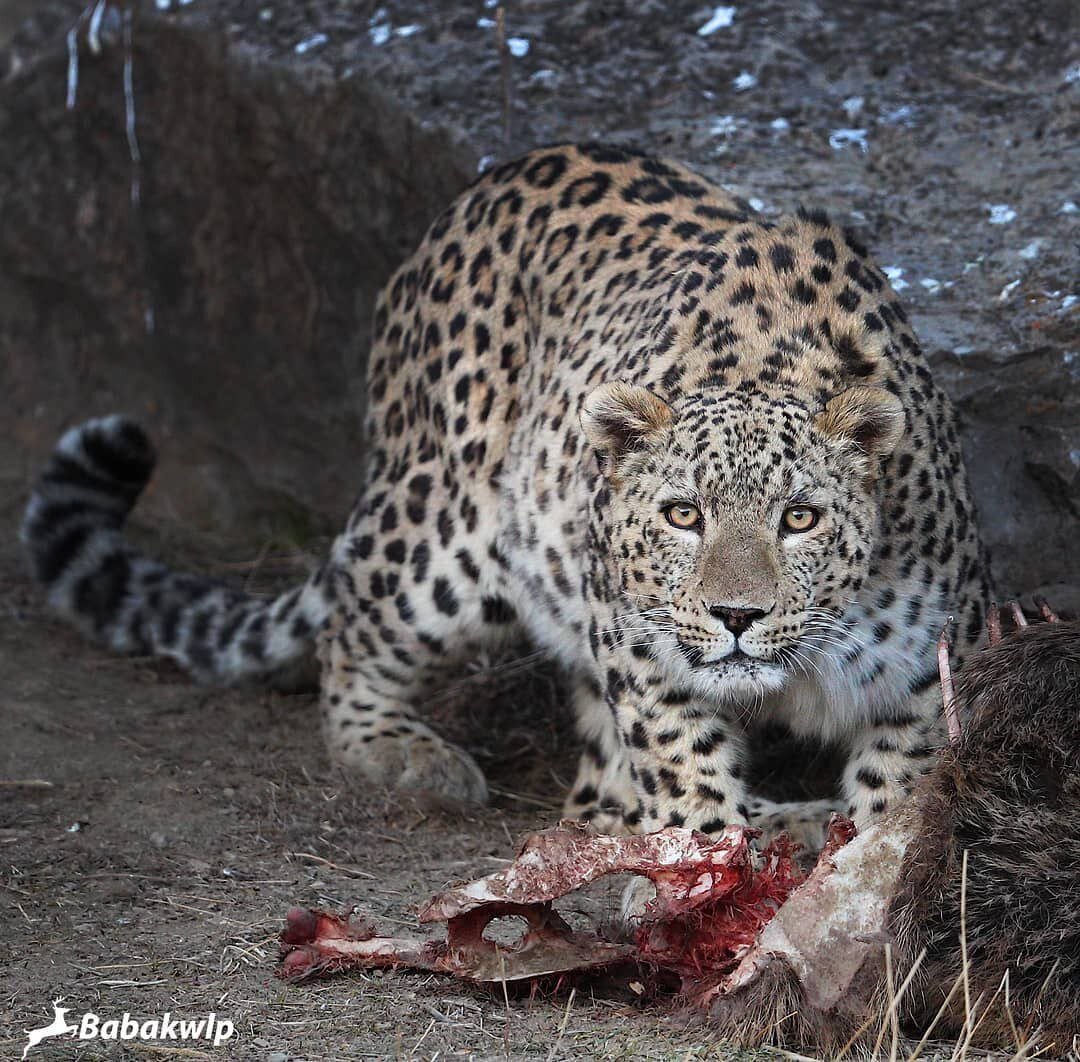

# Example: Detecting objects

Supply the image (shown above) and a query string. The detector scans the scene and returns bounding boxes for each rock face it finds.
[1,0,1077,599]
[0,3,472,539]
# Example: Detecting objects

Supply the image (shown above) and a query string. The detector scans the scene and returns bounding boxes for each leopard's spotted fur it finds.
[22,143,991,840]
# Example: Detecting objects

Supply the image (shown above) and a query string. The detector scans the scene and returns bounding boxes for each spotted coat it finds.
[22,144,991,839]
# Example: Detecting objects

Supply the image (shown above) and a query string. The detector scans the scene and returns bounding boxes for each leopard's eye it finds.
[664,502,703,530]
[782,506,819,533]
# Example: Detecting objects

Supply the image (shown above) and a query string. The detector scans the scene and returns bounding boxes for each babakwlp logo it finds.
[22,998,235,1057]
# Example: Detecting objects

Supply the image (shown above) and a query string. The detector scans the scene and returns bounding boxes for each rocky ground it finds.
[0,0,1077,1058]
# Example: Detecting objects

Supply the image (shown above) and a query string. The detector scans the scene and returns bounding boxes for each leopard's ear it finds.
[816,385,905,463]
[580,382,673,474]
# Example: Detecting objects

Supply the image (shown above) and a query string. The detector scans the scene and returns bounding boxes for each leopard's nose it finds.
[707,604,771,636]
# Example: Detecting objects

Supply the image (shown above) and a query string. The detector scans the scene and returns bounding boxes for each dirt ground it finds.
[1,0,1078,1059]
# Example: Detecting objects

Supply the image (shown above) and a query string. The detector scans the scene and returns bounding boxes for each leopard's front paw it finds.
[332,723,488,805]
[747,797,840,856]
[563,751,640,835]
[561,792,639,836]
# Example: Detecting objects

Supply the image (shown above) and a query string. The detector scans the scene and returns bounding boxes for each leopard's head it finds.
[581,381,904,699]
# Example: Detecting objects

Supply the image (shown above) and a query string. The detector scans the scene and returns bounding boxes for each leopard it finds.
[21,142,992,849]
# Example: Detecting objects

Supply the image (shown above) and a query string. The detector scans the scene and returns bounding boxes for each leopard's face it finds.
[584,383,904,699]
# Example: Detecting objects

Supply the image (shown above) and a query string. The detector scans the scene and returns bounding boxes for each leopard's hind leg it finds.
[318,487,521,804]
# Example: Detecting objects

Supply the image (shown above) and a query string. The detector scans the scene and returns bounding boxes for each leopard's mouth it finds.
[677,640,776,669]
[675,643,791,700]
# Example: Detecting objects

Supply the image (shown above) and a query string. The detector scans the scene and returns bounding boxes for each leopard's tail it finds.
[20,415,332,682]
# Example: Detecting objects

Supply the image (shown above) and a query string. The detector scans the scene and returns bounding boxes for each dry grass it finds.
[770,847,1070,1062]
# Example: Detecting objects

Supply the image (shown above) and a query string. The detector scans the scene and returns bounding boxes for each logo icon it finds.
[23,999,78,1059]
[19,1000,235,1055]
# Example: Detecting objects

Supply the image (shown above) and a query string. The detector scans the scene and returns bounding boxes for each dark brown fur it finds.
[890,620,1080,1050]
